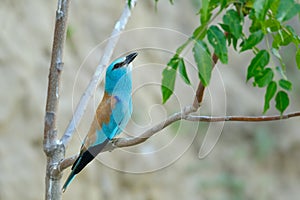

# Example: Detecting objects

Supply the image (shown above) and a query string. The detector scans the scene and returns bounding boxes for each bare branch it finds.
[44,0,70,154]
[57,155,78,173]
[58,110,300,171]
[183,111,300,122]
[105,111,300,151]
[43,0,70,199]
[60,0,138,147]
[113,109,185,147]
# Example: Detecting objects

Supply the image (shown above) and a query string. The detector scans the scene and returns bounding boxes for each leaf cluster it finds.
[161,0,300,114]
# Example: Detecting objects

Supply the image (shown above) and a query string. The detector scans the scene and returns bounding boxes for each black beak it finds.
[112,52,138,70]
[124,52,138,64]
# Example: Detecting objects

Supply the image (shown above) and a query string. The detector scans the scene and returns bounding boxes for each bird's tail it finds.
[62,170,76,193]
[61,139,110,192]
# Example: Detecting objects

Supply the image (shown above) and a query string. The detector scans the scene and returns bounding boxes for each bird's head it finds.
[105,52,138,94]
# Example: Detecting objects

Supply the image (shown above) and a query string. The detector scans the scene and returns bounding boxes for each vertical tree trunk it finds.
[43,0,70,199]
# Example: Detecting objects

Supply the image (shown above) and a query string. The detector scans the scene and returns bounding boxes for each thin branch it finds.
[111,111,300,149]
[57,110,300,171]
[60,0,138,147]
[183,111,300,122]
[57,154,78,173]
[113,109,186,147]
[44,0,70,199]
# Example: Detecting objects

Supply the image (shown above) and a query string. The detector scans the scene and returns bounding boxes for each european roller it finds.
[62,52,138,192]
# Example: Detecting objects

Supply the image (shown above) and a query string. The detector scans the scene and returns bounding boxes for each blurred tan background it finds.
[1,0,300,199]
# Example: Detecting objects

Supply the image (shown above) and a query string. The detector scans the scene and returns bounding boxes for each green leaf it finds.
[167,55,180,68]
[272,29,293,47]
[263,18,281,32]
[249,17,262,33]
[284,25,300,45]
[220,23,230,32]
[253,0,272,21]
[219,23,238,49]
[279,79,292,91]
[232,35,238,50]
[296,48,300,69]
[161,65,177,104]
[240,30,264,52]
[223,9,243,39]
[247,50,270,81]
[193,25,207,41]
[276,0,300,22]
[209,0,221,10]
[207,25,228,64]
[178,58,191,85]
[127,0,132,8]
[275,91,289,114]
[200,0,211,25]
[270,0,280,14]
[264,81,277,113]
[219,0,227,9]
[288,26,300,45]
[161,56,179,103]
[254,68,274,87]
[193,40,213,86]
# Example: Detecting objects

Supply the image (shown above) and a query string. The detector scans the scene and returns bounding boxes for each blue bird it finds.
[62,52,138,192]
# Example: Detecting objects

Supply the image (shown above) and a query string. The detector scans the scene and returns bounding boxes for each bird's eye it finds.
[113,62,125,70]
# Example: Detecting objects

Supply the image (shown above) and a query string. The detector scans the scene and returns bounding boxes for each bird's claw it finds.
[110,138,118,148]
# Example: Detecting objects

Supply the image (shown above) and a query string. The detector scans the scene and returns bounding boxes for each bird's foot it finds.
[110,138,118,147]
[106,138,117,152]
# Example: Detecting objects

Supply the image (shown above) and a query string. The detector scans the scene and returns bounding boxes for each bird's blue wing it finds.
[84,94,132,148]
[100,95,132,140]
